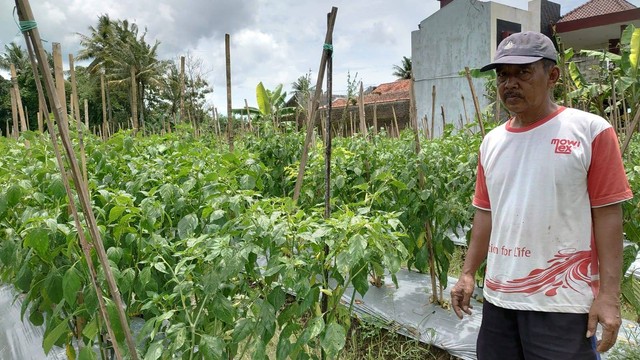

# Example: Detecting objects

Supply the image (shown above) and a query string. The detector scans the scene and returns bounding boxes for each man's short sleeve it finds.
[588,127,633,207]
[473,152,491,210]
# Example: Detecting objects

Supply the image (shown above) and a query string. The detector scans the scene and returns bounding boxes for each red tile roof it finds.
[559,0,636,22]
[330,79,411,107]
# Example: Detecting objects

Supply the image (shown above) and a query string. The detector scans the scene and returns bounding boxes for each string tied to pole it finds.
[323,43,333,52]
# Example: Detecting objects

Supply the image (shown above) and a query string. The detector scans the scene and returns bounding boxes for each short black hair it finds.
[541,58,556,71]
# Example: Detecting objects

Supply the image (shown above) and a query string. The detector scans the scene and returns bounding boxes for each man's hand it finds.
[586,294,621,353]
[450,273,475,319]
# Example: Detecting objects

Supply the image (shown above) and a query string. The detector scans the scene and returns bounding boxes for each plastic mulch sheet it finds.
[342,268,639,360]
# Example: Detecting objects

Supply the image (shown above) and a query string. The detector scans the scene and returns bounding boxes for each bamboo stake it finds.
[130,67,139,133]
[225,34,234,152]
[441,105,446,132]
[214,107,220,136]
[431,85,436,139]
[292,7,338,202]
[52,43,67,118]
[349,112,354,136]
[464,67,486,138]
[10,64,28,132]
[10,86,19,138]
[179,55,185,123]
[37,111,43,132]
[100,74,107,140]
[15,2,138,358]
[5,120,9,138]
[84,99,89,128]
[372,101,378,136]
[69,54,81,122]
[391,105,399,138]
[410,76,417,134]
[461,95,469,126]
[358,82,367,137]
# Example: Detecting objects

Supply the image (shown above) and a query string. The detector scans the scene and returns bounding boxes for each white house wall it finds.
[412,0,543,137]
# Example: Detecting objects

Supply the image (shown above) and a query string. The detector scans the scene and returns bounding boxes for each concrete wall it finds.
[411,0,547,136]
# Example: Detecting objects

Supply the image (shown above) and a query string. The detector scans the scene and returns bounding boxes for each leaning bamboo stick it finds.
[69,54,81,122]
[225,34,234,151]
[464,67,485,138]
[10,64,28,132]
[52,43,67,118]
[292,7,338,202]
[392,105,399,138]
[10,86,19,138]
[16,1,138,358]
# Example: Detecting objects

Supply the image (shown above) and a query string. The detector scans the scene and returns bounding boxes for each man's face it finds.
[495,61,555,115]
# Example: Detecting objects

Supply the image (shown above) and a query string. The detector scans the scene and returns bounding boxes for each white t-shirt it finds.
[473,106,632,313]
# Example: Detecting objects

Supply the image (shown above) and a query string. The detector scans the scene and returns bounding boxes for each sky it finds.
[2,0,639,115]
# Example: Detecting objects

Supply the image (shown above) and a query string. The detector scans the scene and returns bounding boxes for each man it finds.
[450,31,633,359]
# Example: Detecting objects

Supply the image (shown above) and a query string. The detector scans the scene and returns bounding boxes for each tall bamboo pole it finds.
[391,105,399,138]
[10,87,19,138]
[15,2,138,358]
[130,67,139,133]
[372,101,378,136]
[464,67,486,138]
[69,54,81,122]
[244,99,253,132]
[431,85,436,139]
[10,64,28,132]
[358,82,367,137]
[84,99,89,128]
[292,7,338,202]
[225,34,234,152]
[52,43,67,118]
[100,73,107,139]
[179,55,185,123]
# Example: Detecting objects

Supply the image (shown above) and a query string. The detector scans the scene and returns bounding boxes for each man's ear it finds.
[548,66,560,85]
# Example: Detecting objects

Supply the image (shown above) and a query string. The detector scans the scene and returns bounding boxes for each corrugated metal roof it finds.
[559,0,636,22]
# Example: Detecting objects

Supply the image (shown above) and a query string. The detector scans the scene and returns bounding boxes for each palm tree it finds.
[392,56,412,79]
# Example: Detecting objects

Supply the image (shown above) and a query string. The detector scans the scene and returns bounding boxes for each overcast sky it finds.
[2,0,639,115]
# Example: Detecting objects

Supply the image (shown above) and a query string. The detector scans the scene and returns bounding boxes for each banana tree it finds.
[232,82,296,131]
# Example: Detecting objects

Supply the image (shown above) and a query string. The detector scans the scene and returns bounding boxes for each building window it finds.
[496,19,521,47]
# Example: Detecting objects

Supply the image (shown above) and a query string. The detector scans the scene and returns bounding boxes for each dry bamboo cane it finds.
[100,74,107,140]
[431,85,436,139]
[52,43,67,118]
[19,12,122,358]
[10,86,19,138]
[130,68,139,134]
[441,105,446,132]
[372,101,378,136]
[225,34,234,152]
[15,2,139,358]
[391,105,399,138]
[292,7,338,202]
[179,55,185,123]
[69,54,81,122]
[37,111,43,132]
[10,64,28,132]
[464,67,486,138]
[461,95,469,125]
[358,82,367,138]
[5,120,9,137]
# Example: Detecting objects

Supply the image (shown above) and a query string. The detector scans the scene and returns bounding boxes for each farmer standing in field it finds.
[450,31,633,359]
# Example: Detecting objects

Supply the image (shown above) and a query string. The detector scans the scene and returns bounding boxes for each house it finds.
[318,79,412,136]
[411,0,639,137]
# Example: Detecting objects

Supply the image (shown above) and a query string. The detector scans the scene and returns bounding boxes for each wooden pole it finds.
[84,99,89,128]
[392,105,400,137]
[225,34,234,152]
[69,54,81,122]
[100,73,107,140]
[461,94,470,126]
[464,67,486,138]
[179,55,185,123]
[52,43,67,118]
[244,99,253,132]
[10,87,19,138]
[130,67,138,133]
[372,101,378,136]
[430,85,436,139]
[10,64,28,132]
[37,111,43,132]
[16,1,138,358]
[292,7,338,202]
[441,105,446,132]
[358,82,367,137]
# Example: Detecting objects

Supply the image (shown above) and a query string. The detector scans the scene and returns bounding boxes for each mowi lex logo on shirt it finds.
[551,138,581,154]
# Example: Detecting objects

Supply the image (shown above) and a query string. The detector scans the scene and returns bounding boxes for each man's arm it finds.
[451,208,492,319]
[588,203,624,353]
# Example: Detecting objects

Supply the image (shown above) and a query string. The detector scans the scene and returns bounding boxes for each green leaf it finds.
[239,174,256,190]
[144,341,163,360]
[0,193,7,217]
[297,316,324,346]
[321,322,346,358]
[6,184,22,207]
[82,317,98,340]
[232,318,255,343]
[177,214,198,239]
[44,270,64,305]
[78,345,98,360]
[108,206,127,223]
[43,318,69,354]
[348,234,367,261]
[24,227,50,260]
[350,259,370,297]
[29,308,44,326]
[267,286,286,310]
[63,267,82,306]
[200,335,225,359]
[212,295,235,324]
[256,82,271,116]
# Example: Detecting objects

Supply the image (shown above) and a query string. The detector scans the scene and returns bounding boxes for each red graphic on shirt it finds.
[551,138,581,154]
[486,249,591,296]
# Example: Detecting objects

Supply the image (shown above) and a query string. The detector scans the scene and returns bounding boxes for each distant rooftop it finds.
[559,0,636,22]
[331,79,411,108]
